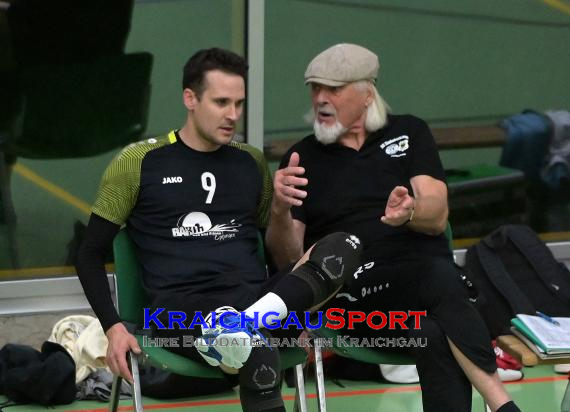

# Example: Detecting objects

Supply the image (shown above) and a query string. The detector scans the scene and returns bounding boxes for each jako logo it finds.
[163,176,183,184]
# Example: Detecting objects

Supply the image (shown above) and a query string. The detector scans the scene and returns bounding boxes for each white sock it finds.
[244,292,288,326]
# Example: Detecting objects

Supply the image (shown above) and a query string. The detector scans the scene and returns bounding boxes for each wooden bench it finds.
[496,335,570,367]
[264,124,506,162]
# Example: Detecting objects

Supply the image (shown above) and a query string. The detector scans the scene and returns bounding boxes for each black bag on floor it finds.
[0,341,76,406]
[465,224,570,338]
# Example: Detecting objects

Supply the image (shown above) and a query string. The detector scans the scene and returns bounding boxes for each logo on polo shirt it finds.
[380,135,409,158]
[171,211,241,241]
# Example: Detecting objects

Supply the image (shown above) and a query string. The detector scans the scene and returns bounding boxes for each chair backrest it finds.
[112,229,148,326]
[112,229,267,326]
[445,221,453,251]
[256,230,266,269]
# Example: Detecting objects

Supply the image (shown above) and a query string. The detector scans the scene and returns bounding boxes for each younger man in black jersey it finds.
[76,48,362,412]
[267,43,522,412]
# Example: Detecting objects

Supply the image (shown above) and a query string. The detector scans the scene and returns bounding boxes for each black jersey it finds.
[93,131,272,299]
[281,114,449,259]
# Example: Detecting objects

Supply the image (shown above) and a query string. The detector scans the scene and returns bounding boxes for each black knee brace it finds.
[239,332,284,412]
[290,232,362,307]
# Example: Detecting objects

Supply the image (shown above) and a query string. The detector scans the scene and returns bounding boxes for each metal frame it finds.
[293,364,308,412]
[109,352,143,412]
[313,338,327,411]
[0,274,115,315]
[245,0,264,151]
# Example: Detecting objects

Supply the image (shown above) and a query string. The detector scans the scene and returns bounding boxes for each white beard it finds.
[313,120,347,145]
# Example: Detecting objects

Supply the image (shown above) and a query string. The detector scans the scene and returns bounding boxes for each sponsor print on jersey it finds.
[172,211,241,241]
[379,135,409,158]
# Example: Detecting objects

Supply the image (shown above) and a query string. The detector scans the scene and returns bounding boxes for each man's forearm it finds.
[266,210,304,270]
[407,195,448,235]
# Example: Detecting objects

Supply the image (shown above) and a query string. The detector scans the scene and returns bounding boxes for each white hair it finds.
[304,103,347,145]
[354,81,390,132]
[313,119,347,144]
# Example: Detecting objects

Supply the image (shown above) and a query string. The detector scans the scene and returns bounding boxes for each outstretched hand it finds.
[105,322,142,383]
[272,152,308,214]
[380,186,415,227]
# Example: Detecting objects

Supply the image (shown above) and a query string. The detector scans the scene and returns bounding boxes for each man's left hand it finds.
[380,186,414,226]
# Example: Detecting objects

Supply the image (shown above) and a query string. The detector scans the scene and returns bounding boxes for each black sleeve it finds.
[407,116,447,183]
[76,213,121,332]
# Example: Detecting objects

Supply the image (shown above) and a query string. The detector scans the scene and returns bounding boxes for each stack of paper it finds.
[511,314,570,357]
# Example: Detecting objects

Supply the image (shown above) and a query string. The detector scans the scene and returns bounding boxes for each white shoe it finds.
[554,364,570,374]
[497,367,523,382]
[379,364,419,383]
[194,306,266,369]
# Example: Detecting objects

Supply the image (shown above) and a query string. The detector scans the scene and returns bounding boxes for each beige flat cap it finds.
[305,43,379,86]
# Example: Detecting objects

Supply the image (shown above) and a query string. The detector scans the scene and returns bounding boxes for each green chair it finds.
[109,229,310,412]
[309,224,457,411]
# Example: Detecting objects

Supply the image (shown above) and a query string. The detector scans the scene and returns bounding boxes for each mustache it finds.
[303,104,339,124]
[317,104,336,115]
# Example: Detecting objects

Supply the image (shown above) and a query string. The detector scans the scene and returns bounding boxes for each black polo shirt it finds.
[280,114,449,260]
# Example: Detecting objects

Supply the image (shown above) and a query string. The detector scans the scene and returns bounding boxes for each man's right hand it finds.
[105,322,142,383]
[272,152,308,214]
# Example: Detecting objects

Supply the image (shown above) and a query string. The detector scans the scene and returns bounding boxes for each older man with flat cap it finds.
[266,44,522,412]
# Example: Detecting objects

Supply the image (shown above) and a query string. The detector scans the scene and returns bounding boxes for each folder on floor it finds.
[511,314,570,355]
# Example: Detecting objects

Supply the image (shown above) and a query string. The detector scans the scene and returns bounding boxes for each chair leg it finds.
[129,351,144,412]
[313,338,327,412]
[561,377,570,412]
[293,363,308,412]
[108,374,122,412]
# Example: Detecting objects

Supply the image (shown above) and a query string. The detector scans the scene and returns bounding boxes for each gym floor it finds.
[0,364,567,411]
